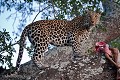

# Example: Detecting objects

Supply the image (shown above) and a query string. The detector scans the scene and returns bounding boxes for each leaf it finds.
[0,29,15,68]
[96,24,107,32]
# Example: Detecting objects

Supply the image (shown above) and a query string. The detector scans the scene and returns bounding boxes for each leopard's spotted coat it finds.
[16,11,101,71]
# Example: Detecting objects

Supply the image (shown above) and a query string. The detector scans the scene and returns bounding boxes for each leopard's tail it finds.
[16,27,28,71]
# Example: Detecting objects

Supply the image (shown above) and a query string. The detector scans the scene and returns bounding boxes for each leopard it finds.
[16,11,101,71]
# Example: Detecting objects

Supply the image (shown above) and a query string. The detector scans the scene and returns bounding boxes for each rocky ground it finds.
[0,46,117,80]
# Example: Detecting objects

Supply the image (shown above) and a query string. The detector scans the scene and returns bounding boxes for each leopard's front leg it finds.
[72,41,82,57]
[71,38,84,61]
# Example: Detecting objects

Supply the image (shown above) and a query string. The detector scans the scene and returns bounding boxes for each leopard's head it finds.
[84,11,101,30]
[88,11,101,26]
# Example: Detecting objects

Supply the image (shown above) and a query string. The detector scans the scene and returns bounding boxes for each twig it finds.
[11,40,20,46]
[12,11,18,33]
[6,11,18,35]
[51,0,56,18]
[32,4,50,23]
[6,12,17,20]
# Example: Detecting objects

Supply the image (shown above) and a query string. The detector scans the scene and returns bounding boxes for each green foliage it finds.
[114,0,120,5]
[0,0,103,20]
[0,29,15,68]
[96,24,107,32]
[0,0,104,34]
[109,37,120,50]
[26,45,34,57]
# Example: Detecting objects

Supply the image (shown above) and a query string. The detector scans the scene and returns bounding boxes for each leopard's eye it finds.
[95,15,98,17]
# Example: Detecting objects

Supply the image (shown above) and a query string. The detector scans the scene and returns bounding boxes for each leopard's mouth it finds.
[91,21,95,26]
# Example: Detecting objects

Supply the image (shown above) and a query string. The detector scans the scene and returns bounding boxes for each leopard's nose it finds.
[91,21,94,24]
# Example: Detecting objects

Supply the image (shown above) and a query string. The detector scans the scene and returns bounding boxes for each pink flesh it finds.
[95,42,112,56]
[104,46,112,56]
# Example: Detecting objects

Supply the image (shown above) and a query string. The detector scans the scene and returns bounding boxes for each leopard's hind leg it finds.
[32,41,49,68]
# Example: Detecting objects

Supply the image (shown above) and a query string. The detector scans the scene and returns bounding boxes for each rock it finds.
[0,46,116,80]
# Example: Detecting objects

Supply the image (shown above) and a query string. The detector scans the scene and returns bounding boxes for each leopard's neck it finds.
[69,16,91,31]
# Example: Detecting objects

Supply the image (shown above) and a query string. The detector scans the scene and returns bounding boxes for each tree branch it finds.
[32,5,50,23]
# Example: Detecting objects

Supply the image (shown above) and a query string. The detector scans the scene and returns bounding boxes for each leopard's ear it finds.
[84,10,93,15]
[96,9,102,14]
[84,10,89,14]
[83,10,90,16]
